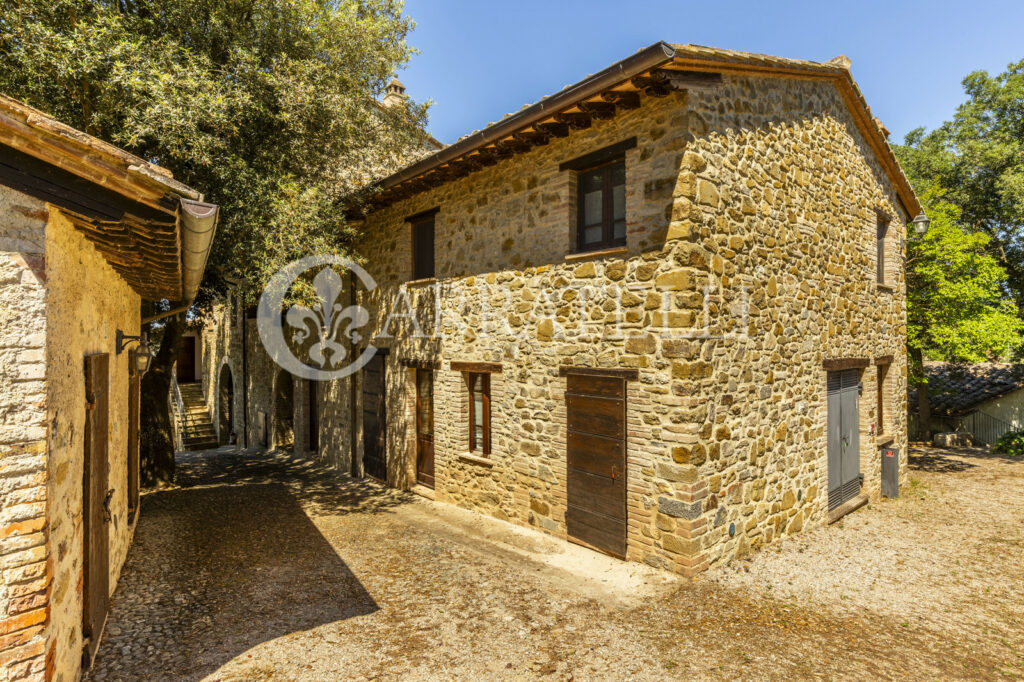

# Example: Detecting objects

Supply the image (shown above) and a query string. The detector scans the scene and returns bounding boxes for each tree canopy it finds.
[0,0,432,298]
[902,187,1022,364]
[0,0,433,484]
[897,59,1024,309]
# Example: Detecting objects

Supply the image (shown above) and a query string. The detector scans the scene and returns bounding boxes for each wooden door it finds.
[83,353,110,668]
[827,369,862,510]
[362,353,387,481]
[127,351,140,521]
[177,335,196,383]
[308,380,319,454]
[565,374,627,558]
[415,369,435,488]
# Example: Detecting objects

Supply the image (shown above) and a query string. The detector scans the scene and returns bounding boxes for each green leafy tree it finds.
[900,59,1024,307]
[899,186,1023,438]
[0,0,431,484]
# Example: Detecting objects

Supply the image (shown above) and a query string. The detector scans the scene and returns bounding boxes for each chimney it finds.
[873,116,891,140]
[382,77,407,108]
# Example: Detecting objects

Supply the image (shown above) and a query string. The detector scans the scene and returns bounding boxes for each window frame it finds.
[467,372,491,455]
[877,361,890,435]
[574,158,627,254]
[409,209,438,281]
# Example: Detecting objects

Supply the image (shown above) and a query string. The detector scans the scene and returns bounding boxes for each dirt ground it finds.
[86,445,1024,681]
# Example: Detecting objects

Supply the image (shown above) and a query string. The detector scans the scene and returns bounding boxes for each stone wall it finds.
[198,302,353,470]
[44,208,139,680]
[0,186,49,681]
[1,182,140,681]
[199,297,244,445]
[351,74,909,575]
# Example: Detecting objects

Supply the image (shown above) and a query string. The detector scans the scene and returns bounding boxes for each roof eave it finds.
[376,41,677,191]
[367,43,923,219]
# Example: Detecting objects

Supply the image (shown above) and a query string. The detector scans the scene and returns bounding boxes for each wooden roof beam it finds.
[600,90,641,109]
[578,101,617,120]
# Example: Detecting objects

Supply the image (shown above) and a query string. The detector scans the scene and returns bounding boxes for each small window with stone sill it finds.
[876,214,890,286]
[877,361,891,436]
[574,160,626,254]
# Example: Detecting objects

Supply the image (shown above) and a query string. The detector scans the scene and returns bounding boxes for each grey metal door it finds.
[827,369,861,510]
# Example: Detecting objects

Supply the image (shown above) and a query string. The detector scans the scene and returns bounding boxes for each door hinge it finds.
[102,488,114,523]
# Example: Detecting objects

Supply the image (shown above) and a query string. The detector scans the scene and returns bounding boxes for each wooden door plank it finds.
[566,394,625,439]
[566,507,627,559]
[566,373,625,398]
[567,431,624,477]
[565,374,626,558]
[567,468,625,518]
[82,353,110,669]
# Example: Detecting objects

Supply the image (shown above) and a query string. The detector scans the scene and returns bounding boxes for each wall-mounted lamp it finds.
[910,212,930,236]
[116,330,153,376]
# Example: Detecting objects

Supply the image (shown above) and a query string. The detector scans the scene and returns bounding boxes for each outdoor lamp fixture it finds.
[911,212,930,236]
[116,329,153,375]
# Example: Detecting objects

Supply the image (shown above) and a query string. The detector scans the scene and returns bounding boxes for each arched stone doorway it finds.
[274,370,294,449]
[218,365,234,446]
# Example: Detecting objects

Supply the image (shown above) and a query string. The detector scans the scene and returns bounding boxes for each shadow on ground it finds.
[909,444,1023,474]
[86,448,411,681]
[174,446,416,516]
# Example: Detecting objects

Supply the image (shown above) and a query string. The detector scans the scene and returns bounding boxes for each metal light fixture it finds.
[911,212,930,236]
[116,330,153,376]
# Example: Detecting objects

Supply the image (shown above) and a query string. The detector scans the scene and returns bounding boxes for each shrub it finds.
[992,431,1024,457]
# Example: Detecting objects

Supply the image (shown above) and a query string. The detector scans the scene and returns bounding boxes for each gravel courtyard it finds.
[86,445,1024,681]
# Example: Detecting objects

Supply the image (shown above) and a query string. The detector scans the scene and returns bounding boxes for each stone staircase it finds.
[174,382,219,451]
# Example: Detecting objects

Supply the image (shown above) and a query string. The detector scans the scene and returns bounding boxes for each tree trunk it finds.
[910,346,931,443]
[140,312,185,488]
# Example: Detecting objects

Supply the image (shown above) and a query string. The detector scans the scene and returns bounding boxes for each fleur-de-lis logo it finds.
[257,255,379,381]
[285,268,369,369]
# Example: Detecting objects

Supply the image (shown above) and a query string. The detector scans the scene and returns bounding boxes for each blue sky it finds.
[399,0,1024,145]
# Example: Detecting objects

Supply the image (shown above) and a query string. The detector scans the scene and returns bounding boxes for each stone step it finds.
[183,441,219,451]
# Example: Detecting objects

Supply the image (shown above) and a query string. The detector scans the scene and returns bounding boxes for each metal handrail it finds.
[169,374,185,451]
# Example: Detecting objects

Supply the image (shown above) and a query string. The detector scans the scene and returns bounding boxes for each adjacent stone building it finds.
[0,95,216,681]
[200,43,919,577]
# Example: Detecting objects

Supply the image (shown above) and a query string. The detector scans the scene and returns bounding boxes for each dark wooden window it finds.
[412,215,435,280]
[576,159,626,253]
[877,216,889,284]
[877,362,890,434]
[468,372,491,454]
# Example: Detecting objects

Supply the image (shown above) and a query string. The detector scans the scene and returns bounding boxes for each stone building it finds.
[200,43,920,577]
[0,95,217,681]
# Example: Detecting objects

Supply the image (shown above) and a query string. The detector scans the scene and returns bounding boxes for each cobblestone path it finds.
[85,446,1022,680]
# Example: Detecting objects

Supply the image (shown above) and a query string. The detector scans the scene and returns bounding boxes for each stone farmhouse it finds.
[194,43,919,577]
[0,96,217,680]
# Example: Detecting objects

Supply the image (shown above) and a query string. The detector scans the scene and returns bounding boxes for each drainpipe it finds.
[178,199,219,302]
